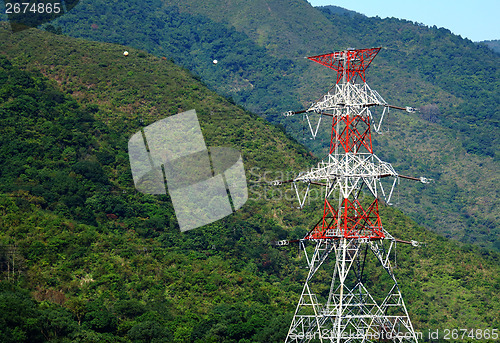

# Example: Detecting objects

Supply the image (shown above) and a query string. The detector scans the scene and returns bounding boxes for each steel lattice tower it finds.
[274,48,430,343]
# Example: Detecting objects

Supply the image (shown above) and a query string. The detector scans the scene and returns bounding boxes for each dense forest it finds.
[482,39,500,54]
[35,0,500,251]
[0,25,499,341]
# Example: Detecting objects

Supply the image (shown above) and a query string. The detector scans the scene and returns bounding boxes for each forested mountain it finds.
[481,39,500,54]
[37,0,500,251]
[0,25,499,342]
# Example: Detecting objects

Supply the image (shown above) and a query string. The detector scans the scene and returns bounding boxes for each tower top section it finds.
[307,47,381,84]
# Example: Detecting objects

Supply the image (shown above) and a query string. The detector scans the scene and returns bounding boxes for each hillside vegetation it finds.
[41,0,500,251]
[0,27,499,342]
[481,39,500,54]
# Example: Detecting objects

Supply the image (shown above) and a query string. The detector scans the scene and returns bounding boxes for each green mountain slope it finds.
[39,0,500,251]
[42,0,305,115]
[0,27,499,341]
[481,39,500,54]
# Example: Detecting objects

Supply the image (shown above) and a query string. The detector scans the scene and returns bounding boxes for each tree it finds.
[0,282,44,343]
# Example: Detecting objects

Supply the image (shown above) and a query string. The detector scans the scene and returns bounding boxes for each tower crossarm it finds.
[270,153,431,205]
[284,103,416,117]
[393,238,424,247]
[292,153,398,183]
[283,82,417,137]
[306,83,387,115]
[385,104,418,113]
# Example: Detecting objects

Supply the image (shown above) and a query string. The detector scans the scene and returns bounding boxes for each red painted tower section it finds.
[305,48,385,241]
[308,47,381,83]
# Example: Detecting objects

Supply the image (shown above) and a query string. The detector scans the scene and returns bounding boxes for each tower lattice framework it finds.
[275,48,429,343]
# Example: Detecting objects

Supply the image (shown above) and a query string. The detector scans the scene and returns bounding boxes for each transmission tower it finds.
[273,47,430,343]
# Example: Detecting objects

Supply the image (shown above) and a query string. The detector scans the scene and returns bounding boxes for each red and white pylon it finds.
[275,48,428,343]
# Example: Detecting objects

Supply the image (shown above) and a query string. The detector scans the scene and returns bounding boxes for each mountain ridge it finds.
[0,26,499,341]
[481,39,500,54]
[39,0,500,250]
